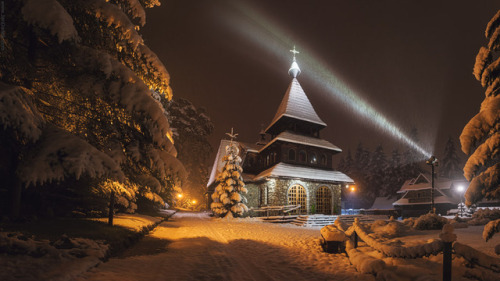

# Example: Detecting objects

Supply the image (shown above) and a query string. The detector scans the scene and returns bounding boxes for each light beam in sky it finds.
[219,1,433,159]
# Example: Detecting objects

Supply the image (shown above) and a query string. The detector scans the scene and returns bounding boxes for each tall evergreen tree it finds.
[367,145,388,199]
[402,127,424,180]
[0,0,184,218]
[168,98,213,202]
[440,137,462,179]
[462,10,500,206]
[386,149,405,197]
[211,134,248,218]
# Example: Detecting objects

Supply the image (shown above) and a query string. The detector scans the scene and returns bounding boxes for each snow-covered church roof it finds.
[265,77,326,133]
[260,131,341,152]
[254,163,353,183]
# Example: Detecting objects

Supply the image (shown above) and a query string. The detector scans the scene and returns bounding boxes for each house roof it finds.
[369,196,397,210]
[392,194,457,206]
[253,163,353,183]
[260,131,341,152]
[207,139,232,188]
[265,78,326,133]
[397,173,468,193]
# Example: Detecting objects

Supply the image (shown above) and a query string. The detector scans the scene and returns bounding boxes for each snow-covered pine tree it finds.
[461,10,500,206]
[168,98,214,203]
[440,137,462,179]
[0,0,185,218]
[211,133,248,218]
[367,145,389,199]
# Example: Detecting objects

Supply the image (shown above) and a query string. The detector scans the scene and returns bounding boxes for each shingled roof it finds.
[265,78,326,133]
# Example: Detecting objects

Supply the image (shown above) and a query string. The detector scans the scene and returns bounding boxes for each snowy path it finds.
[76,212,374,281]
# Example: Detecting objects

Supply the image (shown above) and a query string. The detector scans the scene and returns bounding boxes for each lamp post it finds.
[426,156,438,214]
[456,185,465,217]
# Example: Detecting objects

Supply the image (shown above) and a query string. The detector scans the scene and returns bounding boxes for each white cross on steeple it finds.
[226,127,238,145]
[290,45,300,61]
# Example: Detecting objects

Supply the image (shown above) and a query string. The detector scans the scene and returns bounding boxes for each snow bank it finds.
[0,232,108,281]
[454,242,500,272]
[351,219,443,258]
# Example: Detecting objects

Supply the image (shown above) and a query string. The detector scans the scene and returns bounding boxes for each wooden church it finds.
[207,50,353,215]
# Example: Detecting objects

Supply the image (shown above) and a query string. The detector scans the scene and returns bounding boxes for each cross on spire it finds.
[226,127,238,145]
[290,45,299,61]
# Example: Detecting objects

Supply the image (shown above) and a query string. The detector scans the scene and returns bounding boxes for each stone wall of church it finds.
[253,178,342,215]
[245,183,260,209]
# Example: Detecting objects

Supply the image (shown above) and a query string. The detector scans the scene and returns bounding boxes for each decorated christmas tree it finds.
[211,129,248,218]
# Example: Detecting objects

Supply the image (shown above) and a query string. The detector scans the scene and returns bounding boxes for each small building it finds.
[393,173,467,217]
[207,53,353,215]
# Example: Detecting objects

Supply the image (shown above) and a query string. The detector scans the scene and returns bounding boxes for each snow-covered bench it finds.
[320,224,347,253]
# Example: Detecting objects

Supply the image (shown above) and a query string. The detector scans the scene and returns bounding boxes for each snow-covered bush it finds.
[369,220,407,239]
[469,208,500,225]
[413,213,449,230]
[483,219,500,242]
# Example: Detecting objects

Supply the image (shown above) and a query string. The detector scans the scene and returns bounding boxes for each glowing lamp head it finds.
[192,200,197,204]
[456,185,465,193]
[177,194,183,199]
[426,156,438,166]
[350,186,356,192]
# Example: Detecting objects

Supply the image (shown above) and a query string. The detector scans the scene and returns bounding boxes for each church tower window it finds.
[288,149,296,161]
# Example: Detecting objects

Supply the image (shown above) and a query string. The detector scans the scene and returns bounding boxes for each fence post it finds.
[443,241,452,281]
[439,224,457,281]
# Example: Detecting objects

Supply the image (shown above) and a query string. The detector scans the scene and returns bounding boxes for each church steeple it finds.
[288,46,301,78]
[264,47,326,136]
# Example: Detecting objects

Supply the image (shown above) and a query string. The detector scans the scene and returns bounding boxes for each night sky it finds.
[142,0,500,164]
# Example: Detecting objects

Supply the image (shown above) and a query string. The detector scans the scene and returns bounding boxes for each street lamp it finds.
[426,156,439,214]
[456,185,465,217]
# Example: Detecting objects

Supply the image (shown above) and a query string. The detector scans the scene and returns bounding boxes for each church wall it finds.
[245,183,260,209]
[253,178,342,215]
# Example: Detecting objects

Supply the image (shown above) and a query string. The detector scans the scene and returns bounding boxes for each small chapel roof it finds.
[260,131,341,152]
[254,163,353,183]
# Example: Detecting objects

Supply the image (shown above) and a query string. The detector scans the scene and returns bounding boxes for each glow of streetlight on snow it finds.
[223,2,433,160]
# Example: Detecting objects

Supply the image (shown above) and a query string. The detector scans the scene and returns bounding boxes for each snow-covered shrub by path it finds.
[469,208,500,225]
[1,0,184,217]
[413,213,449,230]
[368,219,408,239]
[211,142,248,218]
[462,9,500,206]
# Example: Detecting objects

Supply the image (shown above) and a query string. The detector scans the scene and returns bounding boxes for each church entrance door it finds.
[288,184,307,214]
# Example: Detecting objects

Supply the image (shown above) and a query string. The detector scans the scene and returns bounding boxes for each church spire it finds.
[288,46,301,78]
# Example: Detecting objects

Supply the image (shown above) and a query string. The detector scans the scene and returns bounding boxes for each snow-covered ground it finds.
[76,211,370,281]
[75,212,500,281]
[0,213,167,281]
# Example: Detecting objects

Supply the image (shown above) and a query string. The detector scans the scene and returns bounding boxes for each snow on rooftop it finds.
[254,163,353,183]
[392,194,457,206]
[265,78,326,133]
[368,196,397,210]
[260,131,341,152]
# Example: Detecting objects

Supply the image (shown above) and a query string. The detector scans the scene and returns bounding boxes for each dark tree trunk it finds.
[108,191,115,226]
[10,180,22,220]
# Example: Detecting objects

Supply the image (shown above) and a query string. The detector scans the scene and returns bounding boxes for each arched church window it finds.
[309,152,317,164]
[321,154,327,165]
[316,186,332,214]
[288,149,296,161]
[288,184,307,214]
[299,150,306,163]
